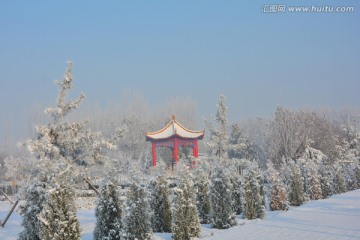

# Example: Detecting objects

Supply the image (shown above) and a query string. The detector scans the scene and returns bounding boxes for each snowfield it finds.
[1,189,360,240]
[202,189,360,240]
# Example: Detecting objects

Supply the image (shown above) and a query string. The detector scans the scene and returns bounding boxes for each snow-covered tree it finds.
[301,161,323,200]
[267,162,288,211]
[195,173,211,224]
[150,176,172,233]
[288,160,305,206]
[210,167,236,228]
[172,172,201,240]
[344,162,358,191]
[241,162,265,219]
[124,182,153,240]
[333,162,347,194]
[18,62,123,239]
[354,162,360,189]
[22,62,122,179]
[228,123,255,160]
[268,107,342,166]
[269,106,305,165]
[230,171,242,215]
[318,163,334,198]
[205,95,229,162]
[94,181,123,240]
[38,178,81,240]
[256,163,266,218]
[19,172,81,240]
[18,175,48,240]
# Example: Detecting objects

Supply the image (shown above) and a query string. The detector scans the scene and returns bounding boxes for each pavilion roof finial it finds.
[172,114,176,121]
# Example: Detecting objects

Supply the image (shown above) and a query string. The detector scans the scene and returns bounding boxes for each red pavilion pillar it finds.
[193,140,198,165]
[173,139,179,164]
[152,142,157,167]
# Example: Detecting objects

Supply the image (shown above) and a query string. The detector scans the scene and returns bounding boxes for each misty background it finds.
[0,0,359,149]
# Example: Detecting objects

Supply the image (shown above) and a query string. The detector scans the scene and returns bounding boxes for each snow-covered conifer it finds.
[333,162,347,194]
[318,164,334,198]
[195,173,211,224]
[241,162,265,219]
[210,167,236,228]
[18,176,48,240]
[228,123,255,160]
[344,163,358,191]
[267,162,288,211]
[124,182,153,240]
[172,172,201,240]
[354,162,360,189]
[288,160,305,206]
[94,181,123,240]
[18,62,123,239]
[302,161,323,200]
[230,172,242,214]
[205,95,229,162]
[38,178,81,240]
[255,163,266,219]
[150,176,172,233]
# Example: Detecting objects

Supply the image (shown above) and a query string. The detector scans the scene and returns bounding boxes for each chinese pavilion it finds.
[146,115,205,167]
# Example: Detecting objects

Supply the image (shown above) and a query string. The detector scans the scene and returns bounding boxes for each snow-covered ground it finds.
[1,190,360,240]
[202,190,360,240]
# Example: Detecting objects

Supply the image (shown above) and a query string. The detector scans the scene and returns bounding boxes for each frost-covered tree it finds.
[269,106,305,165]
[205,95,229,162]
[344,163,358,191]
[230,172,242,215]
[256,164,266,218]
[288,160,305,206]
[38,178,81,240]
[150,176,172,233]
[318,163,334,198]
[301,161,323,200]
[228,123,255,160]
[18,62,123,239]
[354,162,360,189]
[333,162,347,194]
[279,158,291,193]
[241,162,265,219]
[195,173,211,224]
[22,62,122,176]
[19,169,81,240]
[94,181,123,240]
[267,162,288,211]
[124,182,153,240]
[18,175,48,240]
[292,147,323,201]
[269,107,342,165]
[210,167,236,228]
[339,125,360,163]
[172,173,201,240]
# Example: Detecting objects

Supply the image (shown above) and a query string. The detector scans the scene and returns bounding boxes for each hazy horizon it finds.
[1,0,359,148]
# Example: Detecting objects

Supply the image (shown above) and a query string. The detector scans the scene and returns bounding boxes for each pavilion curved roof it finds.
[146,115,205,141]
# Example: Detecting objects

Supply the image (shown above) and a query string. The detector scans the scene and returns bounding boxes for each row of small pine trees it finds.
[93,173,201,240]
[18,157,359,240]
[267,158,360,211]
[92,160,268,240]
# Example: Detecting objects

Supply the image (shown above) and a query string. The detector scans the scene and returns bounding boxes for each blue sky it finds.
[0,0,359,142]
